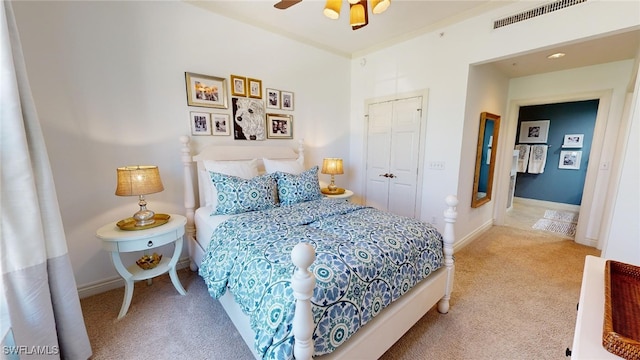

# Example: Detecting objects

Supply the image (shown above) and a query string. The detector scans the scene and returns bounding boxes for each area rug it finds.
[532,210,579,237]
[542,209,579,223]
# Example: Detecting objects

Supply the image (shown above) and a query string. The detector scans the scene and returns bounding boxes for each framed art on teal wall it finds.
[519,120,550,143]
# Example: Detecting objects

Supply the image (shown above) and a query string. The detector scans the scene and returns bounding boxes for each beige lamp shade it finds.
[115,166,164,196]
[321,158,344,175]
[323,0,342,19]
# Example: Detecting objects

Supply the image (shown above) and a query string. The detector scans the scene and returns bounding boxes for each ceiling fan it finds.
[274,0,390,31]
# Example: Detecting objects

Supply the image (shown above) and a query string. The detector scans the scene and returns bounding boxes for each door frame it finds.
[493,90,613,248]
[362,89,429,219]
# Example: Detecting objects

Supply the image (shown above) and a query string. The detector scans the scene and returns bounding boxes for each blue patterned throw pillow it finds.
[210,172,278,215]
[275,166,322,205]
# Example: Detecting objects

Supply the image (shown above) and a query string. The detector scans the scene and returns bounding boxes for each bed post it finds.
[438,194,458,314]
[179,135,197,271]
[291,243,316,360]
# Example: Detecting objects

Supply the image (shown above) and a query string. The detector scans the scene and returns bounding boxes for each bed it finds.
[179,135,458,359]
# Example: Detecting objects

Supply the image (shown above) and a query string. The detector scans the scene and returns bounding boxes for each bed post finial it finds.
[438,194,457,314]
[180,135,197,271]
[291,242,315,360]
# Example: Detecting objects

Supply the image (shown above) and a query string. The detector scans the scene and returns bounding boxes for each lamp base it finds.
[321,187,345,195]
[133,209,156,227]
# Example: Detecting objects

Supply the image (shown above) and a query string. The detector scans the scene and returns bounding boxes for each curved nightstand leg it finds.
[111,251,135,319]
[169,268,187,295]
[118,279,134,320]
[168,236,187,295]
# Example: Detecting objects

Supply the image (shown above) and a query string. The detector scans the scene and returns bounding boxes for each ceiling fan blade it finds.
[274,0,302,10]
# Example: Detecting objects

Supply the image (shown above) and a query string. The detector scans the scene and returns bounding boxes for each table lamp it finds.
[321,158,345,195]
[115,165,164,226]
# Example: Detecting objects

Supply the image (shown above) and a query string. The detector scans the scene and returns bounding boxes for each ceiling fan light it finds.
[323,0,342,19]
[350,3,366,27]
[371,0,390,14]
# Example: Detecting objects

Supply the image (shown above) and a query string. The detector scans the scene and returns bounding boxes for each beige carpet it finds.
[81,225,599,360]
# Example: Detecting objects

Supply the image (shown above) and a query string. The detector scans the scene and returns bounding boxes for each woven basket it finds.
[603,260,640,360]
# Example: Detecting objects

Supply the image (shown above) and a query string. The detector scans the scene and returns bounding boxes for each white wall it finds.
[12,1,352,294]
[457,63,509,240]
[349,0,640,241]
[604,62,640,265]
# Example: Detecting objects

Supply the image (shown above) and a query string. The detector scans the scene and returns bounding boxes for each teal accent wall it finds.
[514,100,599,205]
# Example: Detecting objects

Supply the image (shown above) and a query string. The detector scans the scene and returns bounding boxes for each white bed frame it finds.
[179,136,458,360]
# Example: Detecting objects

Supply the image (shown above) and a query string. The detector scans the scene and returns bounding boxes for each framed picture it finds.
[185,72,227,109]
[281,91,294,110]
[190,111,211,135]
[562,134,584,148]
[247,78,262,99]
[266,88,280,109]
[559,150,582,170]
[230,75,247,97]
[266,114,293,139]
[518,120,550,143]
[232,97,266,140]
[211,113,230,136]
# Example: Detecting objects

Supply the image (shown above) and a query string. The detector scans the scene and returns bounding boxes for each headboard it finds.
[179,135,304,245]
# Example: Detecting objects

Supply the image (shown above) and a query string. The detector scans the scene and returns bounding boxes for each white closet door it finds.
[365,101,393,211]
[365,96,422,218]
[388,97,422,218]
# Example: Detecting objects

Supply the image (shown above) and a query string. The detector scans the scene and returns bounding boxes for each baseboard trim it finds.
[513,197,580,212]
[77,257,192,299]
[454,219,494,252]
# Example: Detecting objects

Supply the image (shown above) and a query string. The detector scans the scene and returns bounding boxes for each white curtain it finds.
[1,2,91,359]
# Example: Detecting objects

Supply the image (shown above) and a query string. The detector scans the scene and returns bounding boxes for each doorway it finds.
[495,90,613,248]
[506,100,599,239]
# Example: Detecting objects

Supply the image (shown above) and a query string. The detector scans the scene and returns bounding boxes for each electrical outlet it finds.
[429,161,445,170]
[431,216,437,224]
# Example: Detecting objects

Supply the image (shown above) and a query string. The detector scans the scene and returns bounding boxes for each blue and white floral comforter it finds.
[199,198,444,359]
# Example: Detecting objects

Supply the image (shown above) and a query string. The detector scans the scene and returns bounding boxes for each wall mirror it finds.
[471,112,500,208]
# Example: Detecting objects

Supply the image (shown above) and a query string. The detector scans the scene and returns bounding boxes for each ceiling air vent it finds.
[494,0,587,29]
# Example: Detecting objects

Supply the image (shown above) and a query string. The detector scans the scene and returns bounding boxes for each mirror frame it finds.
[471,112,500,208]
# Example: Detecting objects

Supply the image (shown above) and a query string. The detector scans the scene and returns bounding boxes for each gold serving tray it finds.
[116,214,170,231]
[321,187,345,195]
[603,260,640,360]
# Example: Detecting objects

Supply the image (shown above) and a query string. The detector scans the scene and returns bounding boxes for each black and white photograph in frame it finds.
[281,91,294,111]
[212,113,230,136]
[248,78,262,99]
[190,111,211,136]
[558,150,581,170]
[266,114,293,139]
[232,97,266,141]
[562,134,584,148]
[230,75,247,97]
[266,88,280,109]
[518,120,550,143]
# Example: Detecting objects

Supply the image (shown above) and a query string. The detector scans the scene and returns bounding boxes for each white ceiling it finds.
[187,0,640,78]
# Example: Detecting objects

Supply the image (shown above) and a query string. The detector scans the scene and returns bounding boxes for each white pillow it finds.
[263,158,304,175]
[202,159,259,207]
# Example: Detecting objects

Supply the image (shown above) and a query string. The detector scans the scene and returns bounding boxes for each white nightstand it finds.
[324,189,354,200]
[96,214,187,319]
